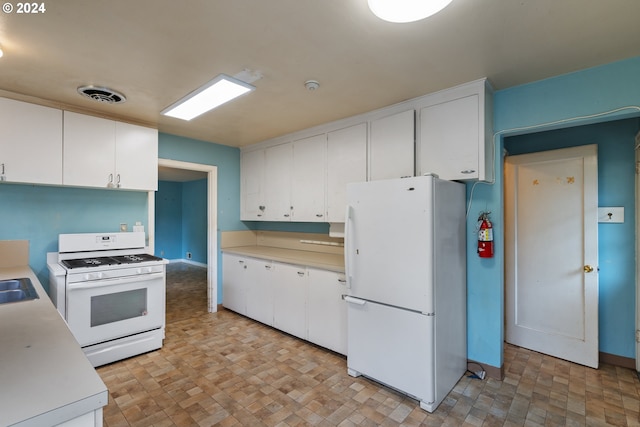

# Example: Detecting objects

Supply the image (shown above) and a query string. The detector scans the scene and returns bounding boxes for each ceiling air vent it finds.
[77,85,126,104]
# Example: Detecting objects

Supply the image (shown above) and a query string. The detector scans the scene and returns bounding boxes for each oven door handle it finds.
[67,272,164,291]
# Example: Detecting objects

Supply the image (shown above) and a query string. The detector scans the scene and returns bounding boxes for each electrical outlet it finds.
[120,223,128,232]
[598,207,624,223]
[186,252,192,259]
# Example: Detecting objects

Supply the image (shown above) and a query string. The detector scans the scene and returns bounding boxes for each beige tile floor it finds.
[98,263,640,426]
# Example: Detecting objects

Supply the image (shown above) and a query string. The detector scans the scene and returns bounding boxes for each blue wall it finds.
[0,184,148,287]
[466,56,640,369]
[155,180,183,259]
[155,178,208,263]
[505,119,639,358]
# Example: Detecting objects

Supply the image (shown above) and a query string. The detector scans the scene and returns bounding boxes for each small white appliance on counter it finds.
[344,174,466,412]
[48,232,168,367]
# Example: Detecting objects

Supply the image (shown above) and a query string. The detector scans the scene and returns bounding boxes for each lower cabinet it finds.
[273,263,307,339]
[222,253,347,355]
[307,268,348,354]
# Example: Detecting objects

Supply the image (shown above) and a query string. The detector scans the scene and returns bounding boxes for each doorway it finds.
[504,145,599,368]
[151,159,218,312]
[503,118,638,369]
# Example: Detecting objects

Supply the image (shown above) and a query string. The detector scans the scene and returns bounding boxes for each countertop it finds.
[222,245,345,273]
[0,266,108,427]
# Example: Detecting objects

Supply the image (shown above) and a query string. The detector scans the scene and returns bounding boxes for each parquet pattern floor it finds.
[98,263,640,426]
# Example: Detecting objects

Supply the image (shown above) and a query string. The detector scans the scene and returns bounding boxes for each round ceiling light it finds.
[367,0,453,23]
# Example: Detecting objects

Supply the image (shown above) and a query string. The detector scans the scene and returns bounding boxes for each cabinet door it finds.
[272,263,307,339]
[115,122,158,191]
[263,143,292,221]
[222,254,247,315]
[326,123,367,223]
[307,269,348,354]
[245,258,274,326]
[369,110,415,181]
[63,111,116,188]
[240,149,265,220]
[0,98,63,185]
[291,134,326,222]
[419,94,479,180]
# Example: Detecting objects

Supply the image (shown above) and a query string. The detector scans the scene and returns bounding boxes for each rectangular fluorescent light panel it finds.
[162,74,255,121]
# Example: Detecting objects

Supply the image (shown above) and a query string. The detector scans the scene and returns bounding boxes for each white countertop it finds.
[0,266,108,427]
[222,245,345,273]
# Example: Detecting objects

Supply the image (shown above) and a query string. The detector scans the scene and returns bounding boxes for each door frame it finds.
[149,159,219,313]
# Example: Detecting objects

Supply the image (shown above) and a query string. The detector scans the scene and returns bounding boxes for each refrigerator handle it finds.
[343,295,366,305]
[344,204,353,289]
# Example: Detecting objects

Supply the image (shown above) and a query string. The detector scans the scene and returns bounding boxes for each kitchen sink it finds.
[0,278,39,304]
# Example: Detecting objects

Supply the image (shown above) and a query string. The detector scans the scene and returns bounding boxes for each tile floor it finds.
[98,263,640,426]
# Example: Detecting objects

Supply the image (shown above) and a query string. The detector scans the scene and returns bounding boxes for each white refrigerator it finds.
[344,174,466,412]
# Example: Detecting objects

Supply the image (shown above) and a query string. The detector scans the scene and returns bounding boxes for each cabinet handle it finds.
[284,214,290,217]
[107,173,114,188]
[461,169,475,174]
[265,265,272,270]
[0,163,5,181]
[338,279,346,284]
[315,214,324,218]
[297,271,305,276]
[116,174,121,188]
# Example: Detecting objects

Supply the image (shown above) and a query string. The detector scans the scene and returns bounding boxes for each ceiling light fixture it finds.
[162,74,255,121]
[367,0,453,23]
[0,44,4,58]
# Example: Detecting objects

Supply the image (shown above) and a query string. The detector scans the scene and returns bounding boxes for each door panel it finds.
[505,145,598,368]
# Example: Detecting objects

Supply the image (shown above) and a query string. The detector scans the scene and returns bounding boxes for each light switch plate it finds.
[598,207,624,223]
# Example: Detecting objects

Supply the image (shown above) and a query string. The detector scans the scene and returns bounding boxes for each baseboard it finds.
[168,259,207,268]
[467,359,503,380]
[599,351,635,370]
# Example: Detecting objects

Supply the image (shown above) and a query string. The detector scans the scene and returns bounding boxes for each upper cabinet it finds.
[417,78,493,182]
[0,97,63,185]
[240,149,266,220]
[326,123,367,223]
[369,109,415,181]
[240,78,493,223]
[63,112,158,191]
[291,134,327,222]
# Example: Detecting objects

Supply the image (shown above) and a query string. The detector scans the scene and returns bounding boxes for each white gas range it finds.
[47,232,168,367]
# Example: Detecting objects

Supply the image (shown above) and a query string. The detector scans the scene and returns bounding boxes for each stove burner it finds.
[61,254,164,269]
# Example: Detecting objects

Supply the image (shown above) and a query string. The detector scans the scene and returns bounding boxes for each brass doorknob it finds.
[584,265,594,273]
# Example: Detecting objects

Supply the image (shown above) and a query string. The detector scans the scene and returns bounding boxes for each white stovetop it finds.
[0,265,107,427]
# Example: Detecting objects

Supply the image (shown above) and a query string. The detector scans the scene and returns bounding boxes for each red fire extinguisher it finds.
[477,212,494,258]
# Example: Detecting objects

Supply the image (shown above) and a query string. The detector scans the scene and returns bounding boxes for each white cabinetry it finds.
[222,254,248,315]
[369,110,415,181]
[326,123,367,223]
[292,134,327,221]
[63,111,158,191]
[0,97,63,185]
[307,268,347,354]
[418,78,493,181]
[264,144,293,221]
[240,149,266,220]
[273,262,308,339]
[222,253,347,354]
[245,258,274,325]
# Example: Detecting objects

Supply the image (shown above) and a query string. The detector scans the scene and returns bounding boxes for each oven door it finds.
[66,272,165,347]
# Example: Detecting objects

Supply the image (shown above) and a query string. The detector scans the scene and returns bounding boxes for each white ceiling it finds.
[1,0,639,148]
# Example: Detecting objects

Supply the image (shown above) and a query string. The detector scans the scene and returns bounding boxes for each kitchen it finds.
[1,1,640,425]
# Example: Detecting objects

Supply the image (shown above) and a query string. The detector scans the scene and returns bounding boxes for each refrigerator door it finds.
[346,176,434,313]
[346,297,435,407]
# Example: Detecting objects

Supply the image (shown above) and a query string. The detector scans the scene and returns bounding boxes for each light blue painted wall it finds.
[155,180,183,259]
[505,119,639,358]
[467,56,640,369]
[0,184,148,288]
[182,178,208,264]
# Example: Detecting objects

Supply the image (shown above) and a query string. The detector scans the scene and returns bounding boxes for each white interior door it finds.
[505,144,598,368]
